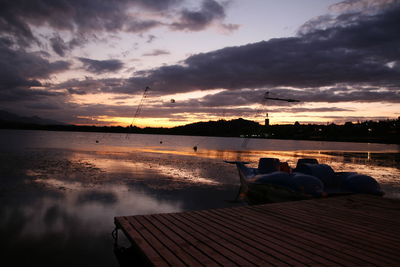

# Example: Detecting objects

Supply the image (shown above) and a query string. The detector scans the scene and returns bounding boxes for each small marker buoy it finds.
[193,145,197,152]
[95,140,99,143]
[160,141,163,144]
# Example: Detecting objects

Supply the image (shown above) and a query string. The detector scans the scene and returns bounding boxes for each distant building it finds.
[265,113,269,126]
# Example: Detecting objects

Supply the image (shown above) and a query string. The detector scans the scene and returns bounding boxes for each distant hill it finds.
[169,118,262,137]
[0,110,65,125]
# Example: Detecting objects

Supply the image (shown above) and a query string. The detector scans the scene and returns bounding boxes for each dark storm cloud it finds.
[147,35,157,43]
[128,2,400,103]
[286,107,353,113]
[0,0,234,48]
[49,34,69,57]
[278,87,400,103]
[171,89,267,108]
[142,49,170,56]
[0,0,181,31]
[160,88,398,113]
[299,0,400,35]
[0,38,71,105]
[25,102,61,110]
[0,36,14,48]
[49,33,88,57]
[134,0,183,10]
[126,19,162,33]
[54,77,136,95]
[78,58,124,74]
[194,87,400,108]
[329,0,398,13]
[0,87,65,102]
[0,42,70,92]
[67,88,87,95]
[59,102,256,122]
[171,0,234,31]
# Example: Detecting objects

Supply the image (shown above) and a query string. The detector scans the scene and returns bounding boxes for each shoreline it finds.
[1,118,399,145]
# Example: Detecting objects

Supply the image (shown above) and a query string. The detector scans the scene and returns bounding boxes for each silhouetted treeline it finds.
[265,119,399,144]
[1,117,399,144]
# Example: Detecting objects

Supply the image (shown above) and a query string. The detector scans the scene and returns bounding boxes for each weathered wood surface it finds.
[115,195,400,266]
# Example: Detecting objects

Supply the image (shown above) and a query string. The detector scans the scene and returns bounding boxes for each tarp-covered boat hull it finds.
[227,158,384,204]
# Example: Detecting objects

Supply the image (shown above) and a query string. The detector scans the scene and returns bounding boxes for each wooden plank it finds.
[304,196,400,217]
[158,213,239,266]
[170,212,258,266]
[135,215,203,266]
[299,197,400,225]
[336,194,400,210]
[215,206,368,266]
[114,216,168,267]
[231,206,392,266]
[254,201,400,239]
[247,206,398,265]
[185,210,296,266]
[125,216,186,266]
[253,200,400,250]
[197,209,342,266]
[304,195,400,220]
[148,214,219,267]
[212,207,360,266]
[265,201,400,244]
[251,205,400,261]
[297,201,400,230]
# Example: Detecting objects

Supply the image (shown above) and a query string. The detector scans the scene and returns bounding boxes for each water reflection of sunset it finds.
[58,146,400,199]
[68,153,221,186]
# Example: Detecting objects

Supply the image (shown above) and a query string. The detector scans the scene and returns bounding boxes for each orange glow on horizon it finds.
[77,115,193,128]
[74,101,399,128]
[75,113,398,128]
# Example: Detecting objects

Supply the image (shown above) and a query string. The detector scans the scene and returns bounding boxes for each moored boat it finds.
[226,158,384,204]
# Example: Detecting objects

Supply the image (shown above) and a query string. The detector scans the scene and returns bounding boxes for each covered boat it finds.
[226,158,384,204]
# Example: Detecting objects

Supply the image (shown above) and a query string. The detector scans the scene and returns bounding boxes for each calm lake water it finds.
[1,129,399,266]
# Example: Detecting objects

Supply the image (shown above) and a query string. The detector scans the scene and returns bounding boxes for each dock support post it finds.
[112,227,119,248]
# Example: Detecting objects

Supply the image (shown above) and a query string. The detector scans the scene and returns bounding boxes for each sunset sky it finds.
[1,0,399,127]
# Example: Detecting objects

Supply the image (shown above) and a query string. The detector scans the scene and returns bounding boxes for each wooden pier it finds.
[114,195,400,266]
